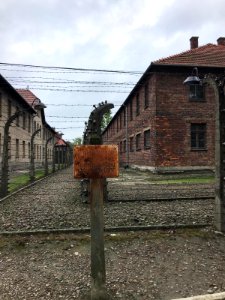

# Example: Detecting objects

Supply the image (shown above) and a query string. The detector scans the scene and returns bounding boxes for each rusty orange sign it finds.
[74,145,119,178]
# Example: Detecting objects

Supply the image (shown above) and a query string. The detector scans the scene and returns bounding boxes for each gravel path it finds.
[0,230,225,299]
[0,167,224,299]
[0,166,214,231]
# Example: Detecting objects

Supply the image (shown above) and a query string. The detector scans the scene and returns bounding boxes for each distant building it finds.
[102,37,225,172]
[0,74,62,170]
[17,89,56,168]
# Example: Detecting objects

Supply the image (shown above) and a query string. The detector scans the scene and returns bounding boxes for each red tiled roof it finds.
[0,75,35,113]
[16,89,39,106]
[153,43,225,67]
[55,138,67,146]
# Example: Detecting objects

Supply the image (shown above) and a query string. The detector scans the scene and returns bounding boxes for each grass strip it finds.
[8,169,46,193]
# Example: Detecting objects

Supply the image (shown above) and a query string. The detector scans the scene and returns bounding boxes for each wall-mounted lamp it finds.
[183,67,201,85]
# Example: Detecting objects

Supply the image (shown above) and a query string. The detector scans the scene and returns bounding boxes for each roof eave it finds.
[102,64,153,134]
[0,74,36,114]
[101,62,225,135]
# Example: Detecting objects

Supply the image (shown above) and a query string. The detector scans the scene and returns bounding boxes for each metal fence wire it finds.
[0,63,222,234]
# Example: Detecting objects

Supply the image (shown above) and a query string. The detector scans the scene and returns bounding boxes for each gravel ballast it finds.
[0,167,214,232]
[0,166,223,299]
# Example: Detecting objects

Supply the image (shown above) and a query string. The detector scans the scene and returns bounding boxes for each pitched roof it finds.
[17,89,64,138]
[16,89,40,106]
[152,43,225,68]
[0,75,35,113]
[55,138,67,146]
[102,40,225,134]
[17,88,48,126]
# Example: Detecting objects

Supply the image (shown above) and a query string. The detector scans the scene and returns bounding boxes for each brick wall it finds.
[102,71,216,172]
[155,72,215,171]
[103,74,157,170]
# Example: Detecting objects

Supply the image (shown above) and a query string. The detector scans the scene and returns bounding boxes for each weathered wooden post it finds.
[44,136,53,176]
[30,128,41,182]
[52,145,56,173]
[64,146,67,168]
[206,76,225,232]
[74,101,116,298]
[81,102,114,203]
[74,145,118,299]
[57,147,61,170]
[0,111,23,197]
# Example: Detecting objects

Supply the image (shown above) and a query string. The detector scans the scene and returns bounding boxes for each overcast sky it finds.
[0,0,225,141]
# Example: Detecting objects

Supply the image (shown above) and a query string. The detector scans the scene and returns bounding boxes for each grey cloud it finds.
[156,0,225,35]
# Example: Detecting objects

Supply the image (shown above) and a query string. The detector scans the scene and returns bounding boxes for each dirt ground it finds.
[0,228,225,300]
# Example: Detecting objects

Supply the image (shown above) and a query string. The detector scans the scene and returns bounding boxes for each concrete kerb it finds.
[0,223,210,237]
[171,292,225,300]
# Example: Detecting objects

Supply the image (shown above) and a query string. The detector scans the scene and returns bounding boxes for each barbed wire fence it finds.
[0,62,220,234]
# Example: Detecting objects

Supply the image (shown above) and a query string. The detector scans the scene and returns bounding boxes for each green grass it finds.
[8,169,46,193]
[146,176,214,184]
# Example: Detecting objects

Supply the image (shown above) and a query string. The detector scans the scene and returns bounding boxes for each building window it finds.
[36,144,39,159]
[130,100,133,121]
[22,141,25,158]
[191,123,206,150]
[144,83,149,108]
[8,99,11,118]
[42,128,45,140]
[123,109,126,127]
[130,136,134,152]
[22,113,26,129]
[28,142,31,158]
[136,93,140,116]
[119,141,123,153]
[34,121,37,132]
[16,106,20,126]
[28,115,31,132]
[123,140,126,153]
[136,133,141,151]
[189,84,204,101]
[144,129,150,149]
[16,139,19,158]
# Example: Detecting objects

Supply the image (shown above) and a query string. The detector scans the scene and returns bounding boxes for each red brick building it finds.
[102,37,225,172]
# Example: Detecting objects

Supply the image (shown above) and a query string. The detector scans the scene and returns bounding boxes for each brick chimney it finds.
[190,36,199,49]
[217,37,225,46]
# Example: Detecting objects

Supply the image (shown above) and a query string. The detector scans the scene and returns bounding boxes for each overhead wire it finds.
[0,62,143,75]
